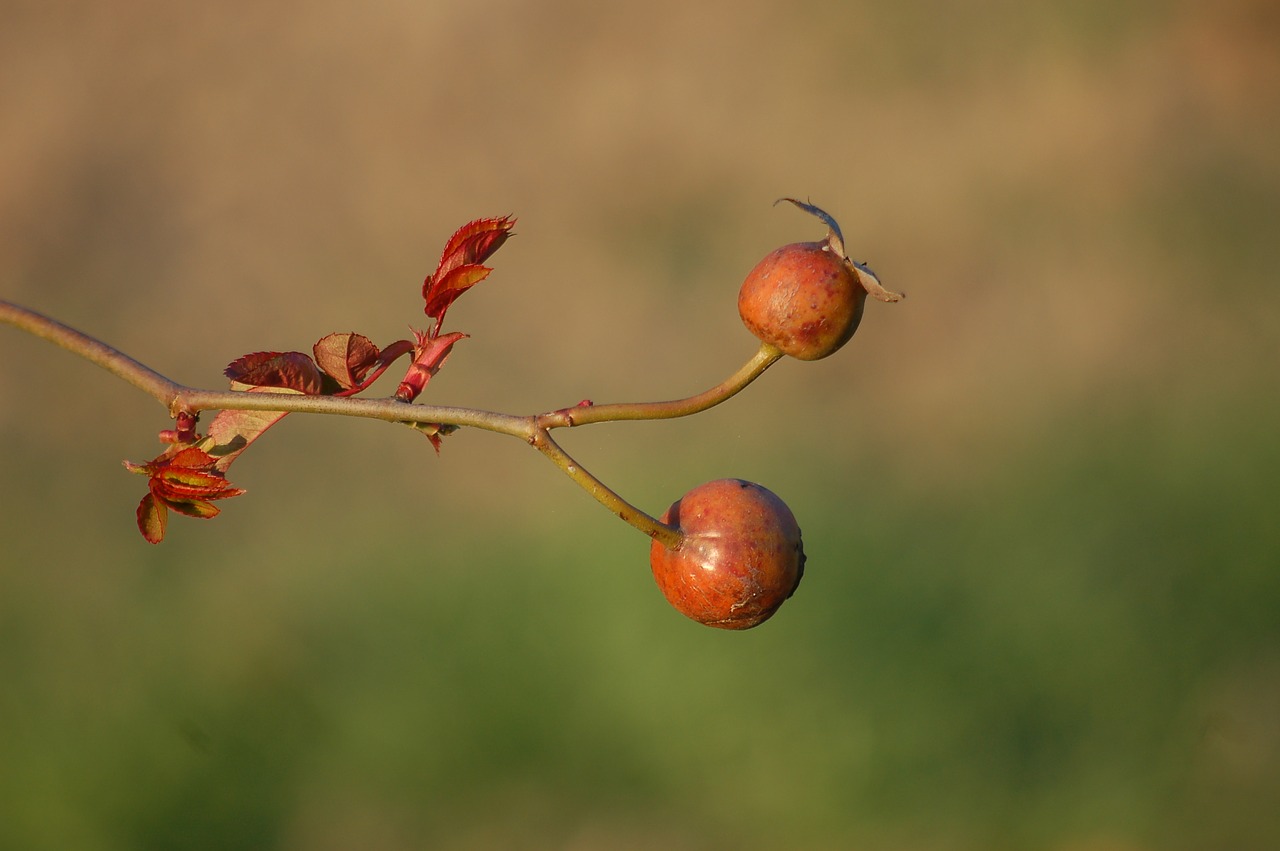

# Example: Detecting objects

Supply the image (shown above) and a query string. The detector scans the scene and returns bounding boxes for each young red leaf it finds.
[313,333,380,390]
[423,265,494,322]
[164,499,224,519]
[394,330,467,403]
[125,445,243,543]
[423,216,515,323]
[152,467,232,497]
[326,337,416,398]
[166,446,219,471]
[151,468,245,503]
[434,216,515,279]
[125,446,218,479]
[203,387,304,471]
[224,351,324,395]
[137,493,167,544]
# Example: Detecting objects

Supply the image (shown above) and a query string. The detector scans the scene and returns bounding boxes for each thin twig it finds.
[531,427,682,548]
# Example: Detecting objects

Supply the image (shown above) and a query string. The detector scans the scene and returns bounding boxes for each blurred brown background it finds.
[2,1,1278,849]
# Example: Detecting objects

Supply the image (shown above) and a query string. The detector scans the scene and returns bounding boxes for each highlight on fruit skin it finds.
[738,198,902,361]
[649,478,805,630]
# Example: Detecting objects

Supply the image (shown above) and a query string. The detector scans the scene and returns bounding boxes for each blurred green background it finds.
[2,1,1278,848]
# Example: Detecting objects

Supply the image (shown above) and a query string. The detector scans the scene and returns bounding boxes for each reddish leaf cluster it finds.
[396,216,515,402]
[124,216,515,543]
[225,332,400,397]
[124,447,246,544]
[423,216,515,330]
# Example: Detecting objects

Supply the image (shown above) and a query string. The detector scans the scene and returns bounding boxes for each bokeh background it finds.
[2,1,1278,848]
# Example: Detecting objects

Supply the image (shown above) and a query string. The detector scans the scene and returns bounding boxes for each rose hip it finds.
[650,479,805,629]
[738,199,901,360]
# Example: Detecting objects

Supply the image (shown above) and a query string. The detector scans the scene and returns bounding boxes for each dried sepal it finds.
[776,197,904,303]
[851,260,904,303]
[405,421,459,453]
[776,197,846,256]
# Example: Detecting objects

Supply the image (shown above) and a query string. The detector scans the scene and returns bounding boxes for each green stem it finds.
[537,343,781,429]
[531,427,681,549]
[171,388,532,437]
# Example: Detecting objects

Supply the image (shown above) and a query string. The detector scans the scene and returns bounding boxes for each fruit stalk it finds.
[537,342,782,428]
[531,427,682,549]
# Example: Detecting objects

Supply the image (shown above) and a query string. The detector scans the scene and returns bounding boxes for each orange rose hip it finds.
[649,479,805,629]
[739,199,901,360]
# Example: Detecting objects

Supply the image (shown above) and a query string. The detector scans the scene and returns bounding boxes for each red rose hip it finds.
[738,241,865,360]
[738,199,902,360]
[649,478,805,629]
